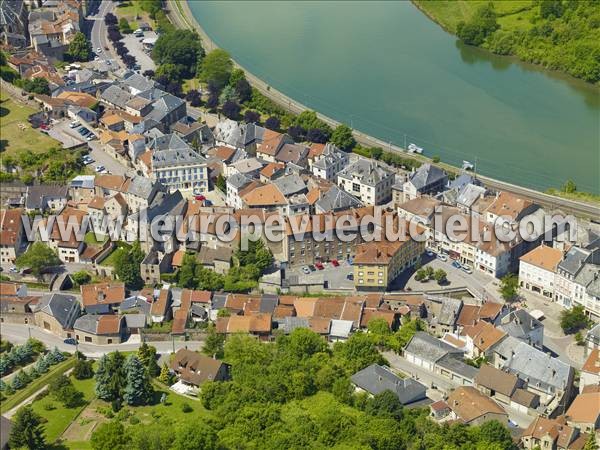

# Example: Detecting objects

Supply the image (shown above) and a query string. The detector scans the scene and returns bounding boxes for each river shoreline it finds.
[165,1,600,216]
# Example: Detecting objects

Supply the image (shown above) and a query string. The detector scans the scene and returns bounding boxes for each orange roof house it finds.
[80,282,126,310]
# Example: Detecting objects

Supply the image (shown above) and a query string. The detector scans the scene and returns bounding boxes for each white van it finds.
[70,120,81,128]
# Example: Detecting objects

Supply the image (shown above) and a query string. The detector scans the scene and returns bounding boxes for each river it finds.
[188,1,600,194]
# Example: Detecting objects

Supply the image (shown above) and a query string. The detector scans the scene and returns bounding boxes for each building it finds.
[337,159,395,205]
[565,391,600,434]
[147,134,208,192]
[474,364,523,405]
[311,143,349,180]
[170,348,229,390]
[25,185,68,212]
[485,191,538,228]
[521,416,589,450]
[313,185,363,214]
[519,245,564,299]
[80,283,126,314]
[351,364,427,405]
[353,236,424,290]
[580,349,600,393]
[403,332,463,373]
[402,164,448,202]
[461,320,507,359]
[73,314,123,344]
[446,386,508,425]
[28,0,82,60]
[0,208,25,265]
[498,309,544,349]
[33,293,80,338]
[0,0,28,48]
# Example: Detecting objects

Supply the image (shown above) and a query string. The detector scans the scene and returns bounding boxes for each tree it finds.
[114,242,144,289]
[235,78,252,103]
[216,174,226,193]
[388,319,423,352]
[178,253,197,288]
[158,362,174,385]
[540,0,564,19]
[185,89,202,107]
[73,358,94,379]
[561,179,577,194]
[72,270,92,287]
[222,100,241,119]
[265,116,280,130]
[499,274,519,302]
[11,370,27,390]
[67,31,92,61]
[457,3,499,46]
[137,343,160,377]
[152,29,203,79]
[172,422,217,450]
[155,63,183,84]
[118,17,132,34]
[49,374,84,407]
[433,269,447,284]
[9,406,46,450]
[287,125,306,141]
[475,420,513,448]
[560,306,590,334]
[16,242,61,279]
[20,77,50,95]
[203,323,225,359]
[583,433,597,450]
[35,355,49,374]
[244,110,260,124]
[123,355,153,406]
[306,128,329,144]
[200,49,233,89]
[91,421,128,450]
[330,124,356,151]
[365,390,404,420]
[206,93,218,110]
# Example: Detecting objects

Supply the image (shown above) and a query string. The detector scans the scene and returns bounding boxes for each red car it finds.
[315,262,324,270]
[40,124,49,130]
[195,195,206,201]
[330,259,339,267]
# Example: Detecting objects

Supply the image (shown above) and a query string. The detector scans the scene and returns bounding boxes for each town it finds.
[0,0,599,449]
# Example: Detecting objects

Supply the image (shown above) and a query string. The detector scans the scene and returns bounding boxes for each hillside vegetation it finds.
[414,0,600,83]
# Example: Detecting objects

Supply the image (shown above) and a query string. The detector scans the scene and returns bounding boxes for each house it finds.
[0,208,25,265]
[313,185,363,214]
[456,183,487,213]
[73,314,123,344]
[498,309,544,349]
[33,293,80,338]
[565,391,600,434]
[555,243,600,314]
[259,162,285,183]
[485,191,538,229]
[402,164,448,202]
[275,143,308,167]
[170,349,229,390]
[255,129,293,162]
[0,283,37,324]
[28,0,82,60]
[226,173,252,209]
[150,289,172,323]
[474,364,523,405]
[446,386,508,425]
[0,0,27,48]
[226,157,264,179]
[148,134,208,193]
[353,237,424,290]
[337,159,395,205]
[197,245,233,274]
[41,207,87,263]
[580,349,600,393]
[429,400,451,420]
[521,416,588,450]
[140,250,173,285]
[403,332,463,372]
[311,143,348,180]
[586,323,600,356]
[429,297,463,336]
[81,283,126,314]
[68,175,96,204]
[215,313,272,338]
[461,320,507,359]
[25,185,68,212]
[519,245,564,299]
[351,364,427,405]
[214,119,245,150]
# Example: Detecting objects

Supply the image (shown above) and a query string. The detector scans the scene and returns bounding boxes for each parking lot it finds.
[122,32,156,73]
[47,119,90,148]
[87,141,129,176]
[288,260,354,290]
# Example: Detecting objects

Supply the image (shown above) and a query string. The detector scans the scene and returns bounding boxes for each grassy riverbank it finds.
[413,0,600,84]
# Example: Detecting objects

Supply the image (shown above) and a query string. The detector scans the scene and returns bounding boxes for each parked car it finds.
[95,165,105,173]
[86,135,94,141]
[70,120,81,128]
[302,266,311,275]
[83,158,94,165]
[63,338,78,345]
[452,260,461,269]
[461,265,473,274]
[315,262,324,270]
[204,200,213,206]
[40,123,49,130]
[195,195,205,201]
[437,253,448,262]
[346,273,354,280]
[330,259,339,267]
[8,267,18,273]
[426,250,434,257]
[97,47,102,53]
[308,265,316,272]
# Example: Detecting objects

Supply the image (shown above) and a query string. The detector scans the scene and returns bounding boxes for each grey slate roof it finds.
[280,316,310,334]
[214,119,245,149]
[211,293,228,310]
[244,123,266,147]
[276,143,307,165]
[273,174,306,197]
[499,310,543,342]
[150,135,206,169]
[121,73,157,93]
[490,335,522,360]
[457,183,487,208]
[351,364,427,405]
[25,185,68,210]
[408,163,447,191]
[37,293,79,329]
[145,190,186,222]
[227,173,251,190]
[501,341,572,393]
[587,323,600,346]
[260,295,278,314]
[100,84,132,109]
[124,313,146,328]
[404,332,462,363]
[73,314,100,334]
[574,263,600,297]
[558,246,591,276]
[338,159,393,187]
[315,185,363,212]
[120,296,152,316]
[438,298,463,326]
[436,354,479,380]
[127,175,155,199]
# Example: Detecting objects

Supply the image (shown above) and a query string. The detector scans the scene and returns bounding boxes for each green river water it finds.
[188,1,600,194]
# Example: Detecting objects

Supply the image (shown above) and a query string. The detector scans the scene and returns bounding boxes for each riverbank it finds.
[167,1,600,217]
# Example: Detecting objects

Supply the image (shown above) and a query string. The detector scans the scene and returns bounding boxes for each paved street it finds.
[0,323,202,358]
[88,0,120,68]
[87,141,129,176]
[122,33,156,73]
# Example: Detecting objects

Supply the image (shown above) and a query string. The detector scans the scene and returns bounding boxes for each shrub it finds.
[181,402,193,413]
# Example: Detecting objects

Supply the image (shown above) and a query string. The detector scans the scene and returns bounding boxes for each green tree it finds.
[178,253,197,288]
[561,179,577,194]
[216,173,227,192]
[16,242,61,279]
[118,17,132,34]
[158,362,174,385]
[434,269,447,284]
[155,62,183,83]
[71,270,92,287]
[152,29,203,79]
[583,433,597,450]
[475,420,513,449]
[364,390,404,420]
[9,406,46,450]
[67,31,92,61]
[388,319,423,352]
[114,242,144,289]
[137,343,160,377]
[540,0,564,19]
[499,274,519,302]
[73,358,94,379]
[333,332,386,374]
[20,77,50,95]
[203,323,225,359]
[367,318,391,346]
[330,124,356,151]
[560,305,590,334]
[457,3,499,46]
[172,422,217,450]
[199,49,233,89]
[91,421,128,450]
[123,355,153,406]
[49,374,84,407]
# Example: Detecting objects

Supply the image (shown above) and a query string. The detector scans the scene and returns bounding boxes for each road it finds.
[167,1,600,221]
[87,141,130,176]
[88,0,119,67]
[383,351,535,429]
[0,323,203,358]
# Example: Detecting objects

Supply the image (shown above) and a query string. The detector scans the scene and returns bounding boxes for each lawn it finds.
[98,241,132,267]
[413,1,534,33]
[83,231,107,246]
[30,375,96,443]
[114,1,153,30]
[0,90,59,157]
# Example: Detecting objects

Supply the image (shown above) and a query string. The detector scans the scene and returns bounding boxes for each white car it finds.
[302,266,311,275]
[97,47,102,53]
[437,253,448,262]
[69,120,80,128]
[461,265,473,274]
[94,56,100,61]
[95,165,105,173]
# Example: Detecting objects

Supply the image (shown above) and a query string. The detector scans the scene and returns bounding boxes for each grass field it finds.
[98,241,132,267]
[83,232,107,246]
[413,1,534,33]
[114,1,153,30]
[0,90,59,157]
